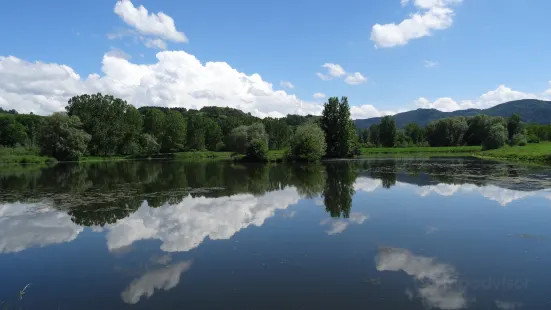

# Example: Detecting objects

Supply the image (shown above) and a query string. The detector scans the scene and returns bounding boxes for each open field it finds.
[478,142,551,163]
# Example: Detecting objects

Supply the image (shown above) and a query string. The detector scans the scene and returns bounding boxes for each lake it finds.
[1,158,550,309]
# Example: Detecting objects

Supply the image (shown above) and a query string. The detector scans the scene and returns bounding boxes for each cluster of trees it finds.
[1,94,358,162]
[358,113,529,150]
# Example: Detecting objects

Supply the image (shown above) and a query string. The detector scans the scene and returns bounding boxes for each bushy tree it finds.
[139,133,161,154]
[426,117,468,146]
[186,114,208,151]
[0,115,27,147]
[359,128,370,144]
[143,108,166,142]
[228,122,269,161]
[379,116,396,147]
[118,106,143,155]
[38,113,91,161]
[507,113,523,141]
[66,93,140,156]
[510,133,527,146]
[263,118,291,150]
[320,96,356,158]
[404,123,424,145]
[287,123,327,162]
[395,130,410,147]
[162,110,187,152]
[369,124,380,146]
[204,118,223,151]
[482,124,507,150]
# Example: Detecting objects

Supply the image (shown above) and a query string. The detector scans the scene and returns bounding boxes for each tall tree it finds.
[0,115,27,147]
[119,106,143,155]
[404,123,424,145]
[66,93,133,156]
[143,108,166,142]
[379,116,397,147]
[186,114,207,151]
[320,96,356,158]
[38,113,91,161]
[507,113,523,141]
[369,124,380,146]
[162,110,187,152]
[359,128,370,144]
[204,118,223,151]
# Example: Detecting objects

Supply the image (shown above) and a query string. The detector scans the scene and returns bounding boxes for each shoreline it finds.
[1,143,550,165]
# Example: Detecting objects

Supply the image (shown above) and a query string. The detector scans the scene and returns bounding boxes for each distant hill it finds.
[354,99,551,129]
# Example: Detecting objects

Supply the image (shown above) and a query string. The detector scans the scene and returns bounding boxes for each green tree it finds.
[228,123,269,161]
[139,133,161,154]
[38,113,91,161]
[287,123,327,162]
[162,110,187,152]
[143,108,166,142]
[204,118,223,151]
[0,115,27,147]
[186,114,207,151]
[66,93,136,156]
[322,162,357,218]
[507,113,523,141]
[119,106,143,155]
[369,124,380,146]
[482,124,507,150]
[359,128,370,144]
[379,116,397,147]
[404,123,424,145]
[320,96,356,158]
[264,118,291,150]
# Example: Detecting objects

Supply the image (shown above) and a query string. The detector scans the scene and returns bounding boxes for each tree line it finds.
[358,113,534,150]
[0,93,358,162]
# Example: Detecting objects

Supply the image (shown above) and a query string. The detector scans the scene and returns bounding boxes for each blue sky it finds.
[1,0,550,118]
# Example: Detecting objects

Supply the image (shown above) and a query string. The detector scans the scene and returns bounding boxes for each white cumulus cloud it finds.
[345,72,368,85]
[114,0,188,43]
[0,52,323,118]
[415,84,549,112]
[424,60,438,68]
[320,213,368,235]
[376,247,467,310]
[350,105,396,119]
[313,92,326,99]
[370,0,462,48]
[0,202,83,253]
[280,80,295,89]
[105,188,301,253]
[143,38,167,50]
[121,260,193,304]
[321,63,346,78]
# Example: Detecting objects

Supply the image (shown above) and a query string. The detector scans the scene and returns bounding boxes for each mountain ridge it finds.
[354,99,551,128]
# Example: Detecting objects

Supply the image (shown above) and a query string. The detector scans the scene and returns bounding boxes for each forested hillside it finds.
[354,99,551,128]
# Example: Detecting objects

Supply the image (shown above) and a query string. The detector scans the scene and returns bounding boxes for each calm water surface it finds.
[1,158,551,309]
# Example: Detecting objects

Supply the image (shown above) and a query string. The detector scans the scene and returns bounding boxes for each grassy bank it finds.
[478,142,551,163]
[0,147,55,164]
[360,146,481,156]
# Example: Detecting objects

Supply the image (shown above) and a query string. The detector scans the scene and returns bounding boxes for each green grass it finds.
[360,145,481,155]
[479,142,551,163]
[0,146,54,164]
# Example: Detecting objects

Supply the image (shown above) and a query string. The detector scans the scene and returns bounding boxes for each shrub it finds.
[482,124,507,150]
[527,134,540,144]
[510,133,527,147]
[140,133,160,154]
[287,124,327,162]
[244,138,268,162]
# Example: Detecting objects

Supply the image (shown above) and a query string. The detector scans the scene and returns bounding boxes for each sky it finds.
[1,0,550,119]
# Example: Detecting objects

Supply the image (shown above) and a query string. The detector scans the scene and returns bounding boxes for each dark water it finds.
[1,158,551,309]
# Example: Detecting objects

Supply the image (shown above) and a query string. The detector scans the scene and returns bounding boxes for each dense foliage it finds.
[287,124,327,162]
[320,96,358,158]
[360,113,531,149]
[1,92,544,161]
[38,113,91,161]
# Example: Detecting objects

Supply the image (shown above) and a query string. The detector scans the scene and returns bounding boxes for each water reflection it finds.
[121,260,193,304]
[1,159,551,254]
[1,158,551,309]
[375,247,467,310]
